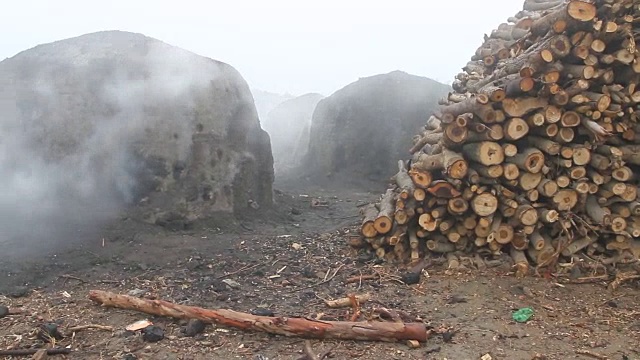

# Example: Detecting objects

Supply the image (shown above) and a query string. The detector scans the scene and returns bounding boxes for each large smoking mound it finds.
[0,31,273,258]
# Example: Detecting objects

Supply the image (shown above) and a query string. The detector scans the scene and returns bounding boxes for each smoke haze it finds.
[0,31,261,258]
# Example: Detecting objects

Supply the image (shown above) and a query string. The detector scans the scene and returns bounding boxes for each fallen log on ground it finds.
[88,290,430,342]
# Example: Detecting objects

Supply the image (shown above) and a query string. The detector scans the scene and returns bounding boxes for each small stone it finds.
[186,260,202,270]
[222,279,241,289]
[291,243,302,250]
[38,323,64,342]
[183,319,206,337]
[401,272,420,285]
[123,354,137,360]
[250,308,275,317]
[290,208,302,215]
[0,305,8,319]
[142,325,164,342]
[9,286,29,298]
[447,295,467,304]
[127,289,146,297]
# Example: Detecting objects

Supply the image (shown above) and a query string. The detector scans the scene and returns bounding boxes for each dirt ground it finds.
[1,175,639,360]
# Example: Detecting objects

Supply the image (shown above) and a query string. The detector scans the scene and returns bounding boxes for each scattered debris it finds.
[31,349,48,360]
[66,324,113,334]
[0,348,71,357]
[406,339,421,348]
[323,293,371,308]
[222,279,242,289]
[575,349,609,360]
[512,307,534,323]
[38,323,64,342]
[250,308,275,317]
[127,288,146,297]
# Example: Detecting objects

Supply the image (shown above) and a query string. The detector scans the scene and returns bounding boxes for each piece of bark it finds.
[89,290,430,342]
[325,294,371,308]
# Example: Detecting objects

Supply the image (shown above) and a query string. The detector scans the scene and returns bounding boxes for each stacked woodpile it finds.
[357,0,640,274]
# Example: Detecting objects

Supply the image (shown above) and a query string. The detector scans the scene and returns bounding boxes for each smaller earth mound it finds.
[305,70,450,181]
[262,93,324,176]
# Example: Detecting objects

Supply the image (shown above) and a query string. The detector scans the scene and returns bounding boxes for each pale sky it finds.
[0,0,523,96]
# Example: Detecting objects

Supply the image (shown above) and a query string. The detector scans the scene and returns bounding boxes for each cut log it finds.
[413,150,468,179]
[538,208,559,223]
[471,193,499,217]
[448,197,470,215]
[519,172,543,191]
[477,164,504,178]
[426,239,456,253]
[443,124,469,147]
[504,117,530,141]
[88,290,430,342]
[503,163,520,181]
[561,237,596,257]
[408,169,433,188]
[361,204,379,238]
[553,189,579,211]
[394,161,415,200]
[374,189,396,234]
[515,204,539,226]
[426,180,462,198]
[508,148,545,173]
[502,97,549,117]
[511,248,529,278]
[529,136,560,155]
[440,96,496,123]
[462,141,505,166]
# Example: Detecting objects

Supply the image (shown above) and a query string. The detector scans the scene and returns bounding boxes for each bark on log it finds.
[394,161,415,200]
[502,97,549,117]
[508,148,545,173]
[413,150,468,179]
[361,204,379,238]
[374,189,396,234]
[462,141,505,166]
[529,1,596,37]
[88,290,430,342]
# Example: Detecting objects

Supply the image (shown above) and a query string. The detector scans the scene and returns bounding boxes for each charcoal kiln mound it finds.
[305,71,450,182]
[262,93,324,176]
[0,30,274,236]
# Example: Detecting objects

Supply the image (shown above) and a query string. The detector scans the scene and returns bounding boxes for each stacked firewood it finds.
[358,0,640,273]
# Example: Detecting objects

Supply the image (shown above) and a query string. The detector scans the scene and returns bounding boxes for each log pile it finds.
[357,0,640,273]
